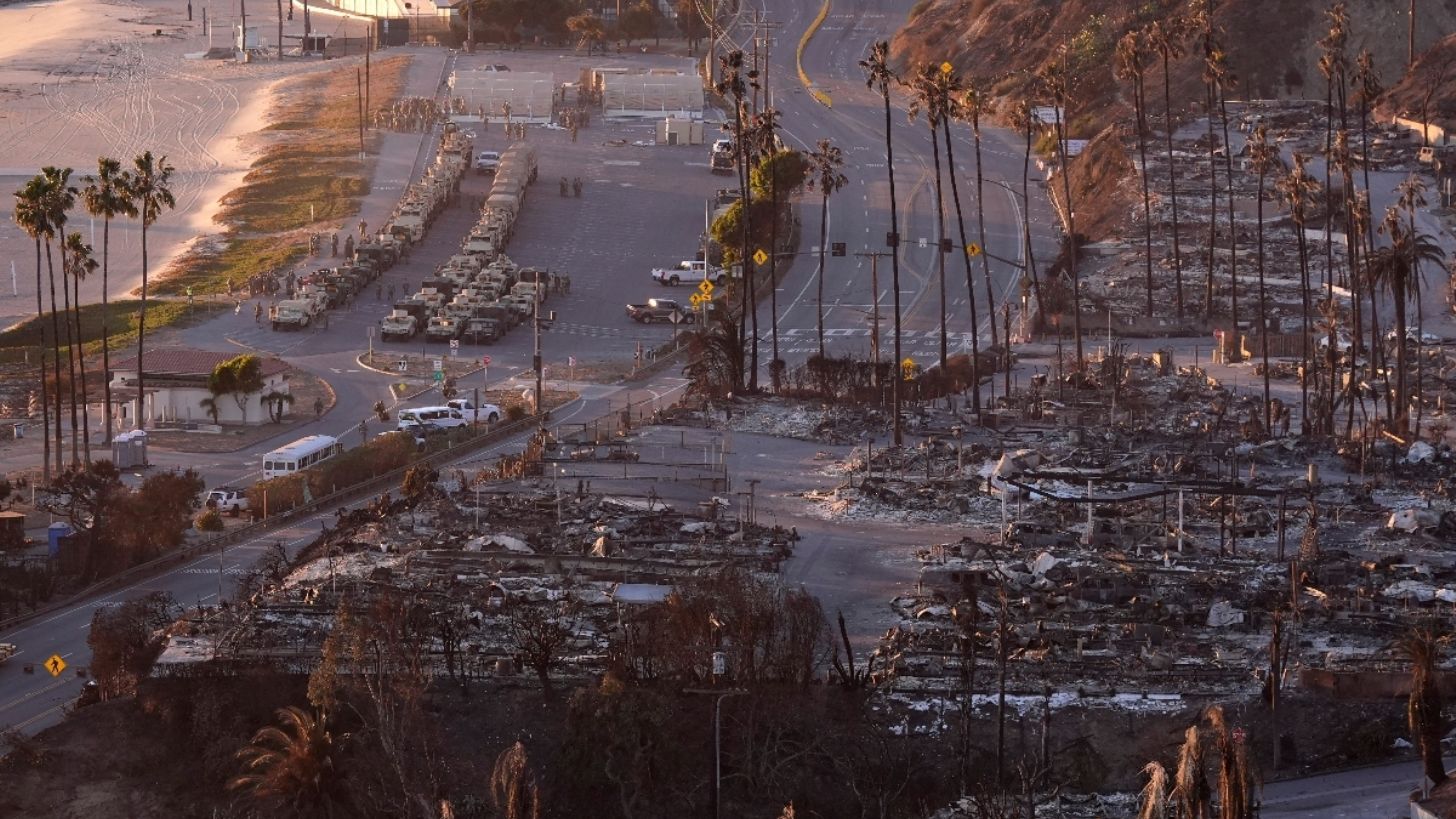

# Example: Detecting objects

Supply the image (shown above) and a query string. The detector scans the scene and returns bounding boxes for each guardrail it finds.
[796,0,833,108]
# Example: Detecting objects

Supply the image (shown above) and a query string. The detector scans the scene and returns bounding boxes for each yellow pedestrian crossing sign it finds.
[966,243,982,258]
[901,357,919,381]
[697,279,714,296]
[45,654,66,677]
[752,248,769,266]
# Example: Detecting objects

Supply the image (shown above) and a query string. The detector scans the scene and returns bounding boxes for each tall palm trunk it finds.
[816,186,829,358]
[100,217,114,443]
[1219,90,1238,355]
[1394,273,1409,433]
[1295,216,1312,435]
[1322,83,1336,436]
[44,240,64,473]
[32,236,51,484]
[929,122,948,371]
[768,150,781,385]
[72,259,91,463]
[137,217,149,430]
[1161,53,1185,316]
[1205,69,1219,316]
[58,237,80,467]
[881,86,903,441]
[1053,102,1083,365]
[1021,111,1044,330]
[1132,68,1153,317]
[943,116,981,413]
[732,103,749,391]
[971,104,996,349]
[1256,165,1271,431]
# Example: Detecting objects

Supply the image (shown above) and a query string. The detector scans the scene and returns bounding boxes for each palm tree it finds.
[230,706,347,817]
[1372,209,1444,434]
[942,75,985,411]
[1277,153,1321,434]
[1195,5,1222,318]
[1213,41,1241,338]
[1171,724,1209,819]
[861,41,904,444]
[64,232,97,464]
[1397,628,1448,788]
[1040,50,1084,366]
[1115,30,1155,318]
[41,167,76,470]
[908,63,953,371]
[806,139,847,358]
[1137,761,1168,819]
[82,158,137,444]
[1248,125,1279,432]
[1147,18,1187,317]
[12,177,54,483]
[128,151,176,431]
[490,740,542,819]
[1352,49,1382,222]
[964,75,998,351]
[1396,173,1431,430]
[1007,93,1045,332]
[747,108,785,384]
[715,51,754,393]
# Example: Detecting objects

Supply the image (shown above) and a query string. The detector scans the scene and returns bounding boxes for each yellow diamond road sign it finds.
[752,248,769,266]
[966,243,982,258]
[941,61,954,75]
[697,279,714,295]
[45,654,66,677]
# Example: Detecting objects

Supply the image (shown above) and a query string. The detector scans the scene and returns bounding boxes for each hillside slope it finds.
[891,0,1456,240]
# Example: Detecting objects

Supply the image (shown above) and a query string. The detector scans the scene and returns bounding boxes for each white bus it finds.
[261,435,345,479]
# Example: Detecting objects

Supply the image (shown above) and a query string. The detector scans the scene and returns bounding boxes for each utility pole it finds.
[705,0,717,86]
[365,28,371,122]
[855,251,890,390]
[239,0,247,58]
[685,686,747,819]
[533,288,554,430]
[356,68,365,158]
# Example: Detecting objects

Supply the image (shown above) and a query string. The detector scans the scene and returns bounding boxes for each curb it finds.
[797,0,833,109]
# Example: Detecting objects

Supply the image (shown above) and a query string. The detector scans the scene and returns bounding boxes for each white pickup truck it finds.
[446,398,502,424]
[652,259,727,286]
[0,642,16,665]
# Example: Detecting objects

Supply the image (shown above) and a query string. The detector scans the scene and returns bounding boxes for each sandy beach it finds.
[0,0,376,328]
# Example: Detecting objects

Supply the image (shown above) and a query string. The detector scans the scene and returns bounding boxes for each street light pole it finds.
[685,687,747,819]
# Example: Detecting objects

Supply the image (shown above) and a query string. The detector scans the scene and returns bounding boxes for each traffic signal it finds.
[831,242,846,257]
[886,232,900,248]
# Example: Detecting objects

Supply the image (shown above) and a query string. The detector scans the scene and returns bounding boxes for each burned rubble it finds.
[156,472,797,685]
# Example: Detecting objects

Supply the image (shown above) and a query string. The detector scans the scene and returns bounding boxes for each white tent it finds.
[601,72,703,119]
[449,70,555,123]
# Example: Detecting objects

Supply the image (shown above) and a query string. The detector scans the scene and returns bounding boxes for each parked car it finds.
[205,488,249,512]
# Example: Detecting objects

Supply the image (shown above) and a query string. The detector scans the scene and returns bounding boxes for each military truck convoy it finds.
[379,141,544,346]
[271,129,469,332]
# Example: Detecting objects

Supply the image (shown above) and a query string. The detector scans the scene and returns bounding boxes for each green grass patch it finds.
[0,299,223,364]
[153,55,410,295]
[157,236,308,297]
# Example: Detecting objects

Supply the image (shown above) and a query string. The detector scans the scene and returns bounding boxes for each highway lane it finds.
[739,0,1062,375]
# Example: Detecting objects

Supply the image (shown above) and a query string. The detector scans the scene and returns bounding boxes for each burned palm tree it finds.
[1040,50,1084,367]
[41,166,77,468]
[1397,627,1448,788]
[944,72,986,412]
[1137,761,1168,819]
[907,63,954,371]
[1005,92,1045,333]
[860,40,905,444]
[1277,153,1321,434]
[1248,124,1279,431]
[714,51,756,392]
[1372,208,1445,434]
[1207,705,1251,819]
[81,158,137,445]
[63,232,98,464]
[12,175,55,483]
[1116,30,1156,318]
[1171,724,1209,819]
[1147,18,1188,317]
[230,707,348,817]
[1396,174,1434,431]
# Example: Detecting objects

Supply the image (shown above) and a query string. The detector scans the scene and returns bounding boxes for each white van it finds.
[396,406,467,431]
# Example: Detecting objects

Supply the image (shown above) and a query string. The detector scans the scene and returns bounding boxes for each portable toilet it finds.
[47,522,72,558]
[112,431,134,468]
[132,429,148,467]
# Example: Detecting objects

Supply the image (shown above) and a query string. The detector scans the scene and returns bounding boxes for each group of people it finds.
[559,176,583,197]
[373,96,446,132]
[548,272,572,295]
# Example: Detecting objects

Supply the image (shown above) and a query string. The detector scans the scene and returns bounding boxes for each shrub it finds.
[195,508,224,532]
[506,403,528,422]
